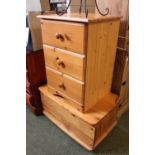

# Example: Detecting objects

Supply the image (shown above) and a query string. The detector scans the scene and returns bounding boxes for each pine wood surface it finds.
[46,86,83,112]
[111,48,128,94]
[46,67,84,104]
[43,110,94,150]
[43,44,85,81]
[96,0,129,112]
[39,14,121,112]
[117,98,129,118]
[41,19,86,53]
[38,13,121,23]
[38,14,121,150]
[39,85,118,151]
[119,56,129,104]
[39,85,118,125]
[84,20,120,111]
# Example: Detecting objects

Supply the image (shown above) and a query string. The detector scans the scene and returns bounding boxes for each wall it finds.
[96,0,129,40]
[26,0,50,12]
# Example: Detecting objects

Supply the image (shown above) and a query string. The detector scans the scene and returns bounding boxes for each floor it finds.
[26,107,129,155]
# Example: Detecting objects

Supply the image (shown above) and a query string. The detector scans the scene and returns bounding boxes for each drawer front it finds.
[46,67,84,104]
[47,86,83,112]
[44,45,85,81]
[41,20,86,54]
[40,91,94,147]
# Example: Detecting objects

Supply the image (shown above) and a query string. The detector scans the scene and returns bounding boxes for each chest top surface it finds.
[38,13,121,23]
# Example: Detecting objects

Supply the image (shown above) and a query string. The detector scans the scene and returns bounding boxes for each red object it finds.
[26,50,46,115]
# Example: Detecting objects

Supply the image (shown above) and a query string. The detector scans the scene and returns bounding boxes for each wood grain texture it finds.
[46,67,84,104]
[43,45,85,81]
[119,56,129,103]
[111,48,128,94]
[117,98,129,119]
[96,1,129,114]
[38,13,121,23]
[106,0,129,117]
[39,85,118,125]
[43,110,94,151]
[41,19,86,53]
[111,52,129,119]
[41,95,95,141]
[38,13,122,150]
[124,26,129,50]
[84,20,120,111]
[94,121,117,149]
[94,106,117,143]
[39,85,118,151]
[39,14,121,112]
[46,86,83,112]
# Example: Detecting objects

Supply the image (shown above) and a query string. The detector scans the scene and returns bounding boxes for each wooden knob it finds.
[55,33,64,41]
[58,83,66,90]
[53,91,64,98]
[56,57,65,68]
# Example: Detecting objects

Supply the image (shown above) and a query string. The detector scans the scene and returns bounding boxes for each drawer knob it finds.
[55,33,64,41]
[59,83,66,90]
[56,57,65,68]
[53,91,64,99]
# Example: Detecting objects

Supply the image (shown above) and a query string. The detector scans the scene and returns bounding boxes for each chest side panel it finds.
[84,20,120,112]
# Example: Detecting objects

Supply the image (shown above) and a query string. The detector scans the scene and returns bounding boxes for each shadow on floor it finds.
[26,107,129,155]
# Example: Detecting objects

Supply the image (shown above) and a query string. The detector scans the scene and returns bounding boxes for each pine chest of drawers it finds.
[38,13,120,150]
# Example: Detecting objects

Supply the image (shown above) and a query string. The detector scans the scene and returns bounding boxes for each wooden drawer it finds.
[43,45,85,81]
[41,20,86,54]
[47,86,83,112]
[46,67,84,104]
[40,88,95,149]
